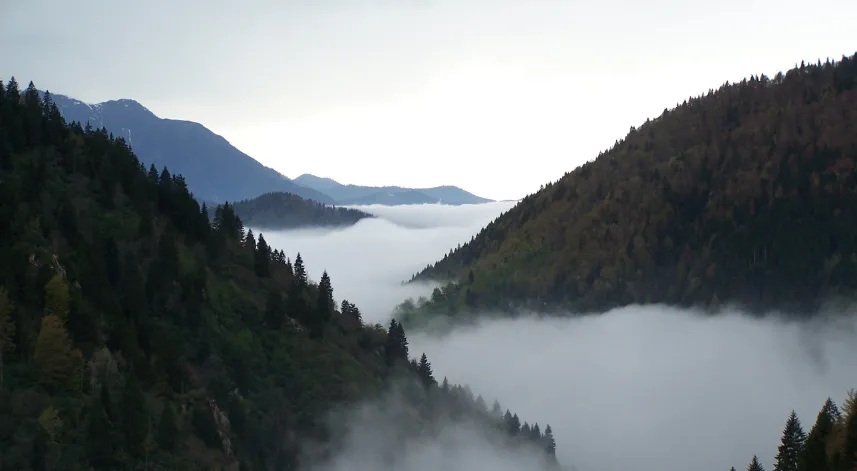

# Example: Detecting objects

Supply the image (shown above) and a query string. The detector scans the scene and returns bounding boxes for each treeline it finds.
[405,52,857,320]
[734,391,857,471]
[224,191,373,230]
[0,77,558,470]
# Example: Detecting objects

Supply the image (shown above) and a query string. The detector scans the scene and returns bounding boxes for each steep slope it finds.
[0,79,560,470]
[402,53,857,320]
[226,191,374,230]
[295,173,493,205]
[43,92,334,204]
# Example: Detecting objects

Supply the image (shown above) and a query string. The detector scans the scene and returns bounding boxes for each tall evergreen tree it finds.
[800,399,838,471]
[748,455,766,471]
[293,253,307,286]
[255,233,270,277]
[543,424,556,458]
[417,353,435,387]
[33,314,74,390]
[775,411,806,471]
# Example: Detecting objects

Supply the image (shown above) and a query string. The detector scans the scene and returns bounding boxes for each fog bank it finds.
[410,306,857,471]
[259,201,515,323]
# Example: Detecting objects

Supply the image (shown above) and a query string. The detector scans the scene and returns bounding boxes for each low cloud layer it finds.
[410,307,857,471]
[260,203,857,471]
[259,201,515,323]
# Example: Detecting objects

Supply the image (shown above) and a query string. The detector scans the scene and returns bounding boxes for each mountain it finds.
[294,173,493,205]
[224,191,374,230]
[41,91,334,204]
[0,79,560,469]
[399,53,857,322]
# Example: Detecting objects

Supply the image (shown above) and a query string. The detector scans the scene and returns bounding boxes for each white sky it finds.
[3,0,855,200]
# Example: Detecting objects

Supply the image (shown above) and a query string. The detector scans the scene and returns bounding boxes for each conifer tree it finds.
[294,253,307,286]
[417,352,435,387]
[748,455,765,471]
[255,233,270,277]
[775,411,805,471]
[0,287,14,385]
[34,314,74,389]
[244,229,256,251]
[800,399,837,471]
[543,424,556,457]
[6,77,19,102]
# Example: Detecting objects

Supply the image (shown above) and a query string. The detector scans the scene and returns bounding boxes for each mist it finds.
[259,201,516,323]
[260,203,857,471]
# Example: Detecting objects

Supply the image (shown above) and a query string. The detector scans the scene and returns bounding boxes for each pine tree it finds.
[6,77,19,102]
[255,233,270,277]
[417,353,435,387]
[33,314,74,389]
[543,424,556,457]
[775,410,806,471]
[244,229,256,251]
[44,274,70,325]
[0,287,15,385]
[748,455,765,471]
[294,253,307,286]
[800,399,837,471]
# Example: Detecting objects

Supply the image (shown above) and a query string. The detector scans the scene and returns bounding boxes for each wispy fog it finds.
[303,383,553,471]
[261,203,857,471]
[258,201,515,323]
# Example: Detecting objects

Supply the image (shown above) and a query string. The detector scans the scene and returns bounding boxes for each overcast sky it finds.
[3,0,855,200]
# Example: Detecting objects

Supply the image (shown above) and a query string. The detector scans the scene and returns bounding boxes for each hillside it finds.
[226,192,373,230]
[0,79,560,470]
[42,92,333,204]
[402,53,857,321]
[294,173,493,205]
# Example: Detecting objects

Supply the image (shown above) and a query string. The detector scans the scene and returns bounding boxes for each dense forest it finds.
[401,52,857,322]
[0,78,559,470]
[217,192,372,230]
[732,390,857,471]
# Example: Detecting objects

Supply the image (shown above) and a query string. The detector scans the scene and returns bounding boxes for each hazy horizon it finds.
[4,0,855,200]
[256,202,857,471]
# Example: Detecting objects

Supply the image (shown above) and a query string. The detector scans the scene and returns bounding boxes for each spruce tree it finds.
[33,314,74,390]
[748,455,765,471]
[417,353,435,387]
[294,253,307,286]
[543,425,556,457]
[800,399,837,471]
[255,233,270,277]
[265,289,285,330]
[775,410,806,471]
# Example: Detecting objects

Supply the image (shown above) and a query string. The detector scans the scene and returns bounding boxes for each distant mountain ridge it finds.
[41,92,334,204]
[294,174,493,206]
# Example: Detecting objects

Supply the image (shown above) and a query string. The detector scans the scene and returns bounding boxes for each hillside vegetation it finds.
[224,192,372,230]
[403,53,857,321]
[0,78,559,470]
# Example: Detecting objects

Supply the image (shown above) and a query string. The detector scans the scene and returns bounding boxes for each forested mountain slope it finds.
[41,91,334,204]
[0,78,559,470]
[220,192,373,230]
[404,53,857,320]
